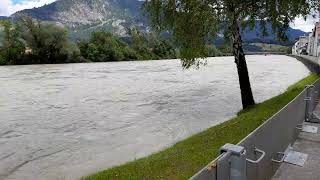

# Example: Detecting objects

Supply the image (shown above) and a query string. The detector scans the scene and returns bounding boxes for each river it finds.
[0,55,310,180]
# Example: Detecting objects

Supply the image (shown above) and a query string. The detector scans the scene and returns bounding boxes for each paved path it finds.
[272,103,320,180]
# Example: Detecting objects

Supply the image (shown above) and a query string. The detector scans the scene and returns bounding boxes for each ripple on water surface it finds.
[0,55,311,180]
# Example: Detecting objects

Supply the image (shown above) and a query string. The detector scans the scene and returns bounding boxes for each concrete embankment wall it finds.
[290,55,320,74]
[190,55,320,180]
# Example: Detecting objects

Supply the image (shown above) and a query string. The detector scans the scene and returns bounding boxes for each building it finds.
[313,22,320,56]
[292,22,320,56]
[292,36,308,55]
[301,22,320,57]
[307,31,314,55]
[292,41,299,55]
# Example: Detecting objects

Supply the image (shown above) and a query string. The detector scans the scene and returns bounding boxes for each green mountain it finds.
[13,0,145,40]
[10,0,306,44]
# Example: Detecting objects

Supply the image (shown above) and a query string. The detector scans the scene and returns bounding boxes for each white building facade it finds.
[296,22,320,57]
[292,36,308,55]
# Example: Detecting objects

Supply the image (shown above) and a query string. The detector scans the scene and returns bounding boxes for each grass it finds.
[83,74,319,180]
[250,43,289,53]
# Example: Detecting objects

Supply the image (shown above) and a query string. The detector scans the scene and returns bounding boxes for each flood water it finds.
[0,55,310,180]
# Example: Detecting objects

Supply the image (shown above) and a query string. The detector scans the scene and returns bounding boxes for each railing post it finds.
[218,144,247,180]
[305,85,314,122]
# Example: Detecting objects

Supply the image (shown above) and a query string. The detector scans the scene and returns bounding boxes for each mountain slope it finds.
[241,22,307,45]
[11,0,306,43]
[13,0,145,38]
[0,16,10,20]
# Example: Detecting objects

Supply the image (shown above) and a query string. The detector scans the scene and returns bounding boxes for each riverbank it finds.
[0,53,284,66]
[83,74,319,180]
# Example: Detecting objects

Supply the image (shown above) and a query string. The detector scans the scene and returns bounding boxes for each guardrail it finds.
[190,79,320,180]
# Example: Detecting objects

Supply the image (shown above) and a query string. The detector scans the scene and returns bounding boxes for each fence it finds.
[190,79,320,180]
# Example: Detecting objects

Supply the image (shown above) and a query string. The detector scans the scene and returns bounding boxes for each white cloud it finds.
[0,0,12,16]
[291,15,319,32]
[0,0,56,16]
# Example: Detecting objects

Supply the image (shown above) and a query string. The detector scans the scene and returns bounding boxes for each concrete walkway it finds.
[272,103,320,180]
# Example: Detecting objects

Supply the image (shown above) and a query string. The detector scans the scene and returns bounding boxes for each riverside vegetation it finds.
[0,16,229,65]
[0,16,178,65]
[83,74,319,180]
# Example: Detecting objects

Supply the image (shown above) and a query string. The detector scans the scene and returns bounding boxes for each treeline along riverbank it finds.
[0,16,179,65]
[0,16,233,66]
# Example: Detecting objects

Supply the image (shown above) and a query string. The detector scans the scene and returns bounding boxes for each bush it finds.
[80,31,142,62]
[206,45,222,57]
[0,53,6,65]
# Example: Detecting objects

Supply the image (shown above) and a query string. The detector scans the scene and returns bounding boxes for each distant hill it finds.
[6,0,306,44]
[241,22,307,45]
[0,16,10,20]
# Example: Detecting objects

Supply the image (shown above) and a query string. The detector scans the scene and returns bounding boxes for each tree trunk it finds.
[232,21,255,109]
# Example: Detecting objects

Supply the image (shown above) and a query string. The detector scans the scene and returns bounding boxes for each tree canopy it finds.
[17,16,81,64]
[0,16,177,65]
[0,16,83,65]
[79,29,177,62]
[144,0,320,108]
[0,20,25,65]
[144,0,319,68]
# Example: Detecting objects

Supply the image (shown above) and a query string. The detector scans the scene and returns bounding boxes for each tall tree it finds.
[144,0,317,109]
[79,31,139,62]
[128,28,155,59]
[0,20,25,65]
[17,16,75,64]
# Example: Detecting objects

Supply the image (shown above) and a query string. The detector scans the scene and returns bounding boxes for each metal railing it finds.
[190,79,320,180]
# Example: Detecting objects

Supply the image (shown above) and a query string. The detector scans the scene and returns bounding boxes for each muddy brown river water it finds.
[0,55,310,180]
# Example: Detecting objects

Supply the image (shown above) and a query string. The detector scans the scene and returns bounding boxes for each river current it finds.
[0,55,310,179]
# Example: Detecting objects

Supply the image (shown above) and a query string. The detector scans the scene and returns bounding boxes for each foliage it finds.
[250,43,289,53]
[0,53,5,65]
[0,17,177,65]
[0,16,84,65]
[0,28,4,46]
[144,0,320,109]
[127,28,177,60]
[206,45,223,57]
[287,47,292,54]
[83,74,319,180]
[147,32,176,59]
[128,28,155,60]
[143,0,318,68]
[79,31,140,62]
[218,43,233,55]
[17,15,81,64]
[0,20,26,65]
[80,29,177,62]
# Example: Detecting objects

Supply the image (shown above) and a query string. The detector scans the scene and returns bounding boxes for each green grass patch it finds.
[250,43,289,53]
[83,74,319,180]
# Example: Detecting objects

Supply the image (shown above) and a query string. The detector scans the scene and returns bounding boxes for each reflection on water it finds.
[0,55,310,179]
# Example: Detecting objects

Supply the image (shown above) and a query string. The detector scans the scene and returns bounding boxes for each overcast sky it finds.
[0,0,56,17]
[0,0,318,32]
